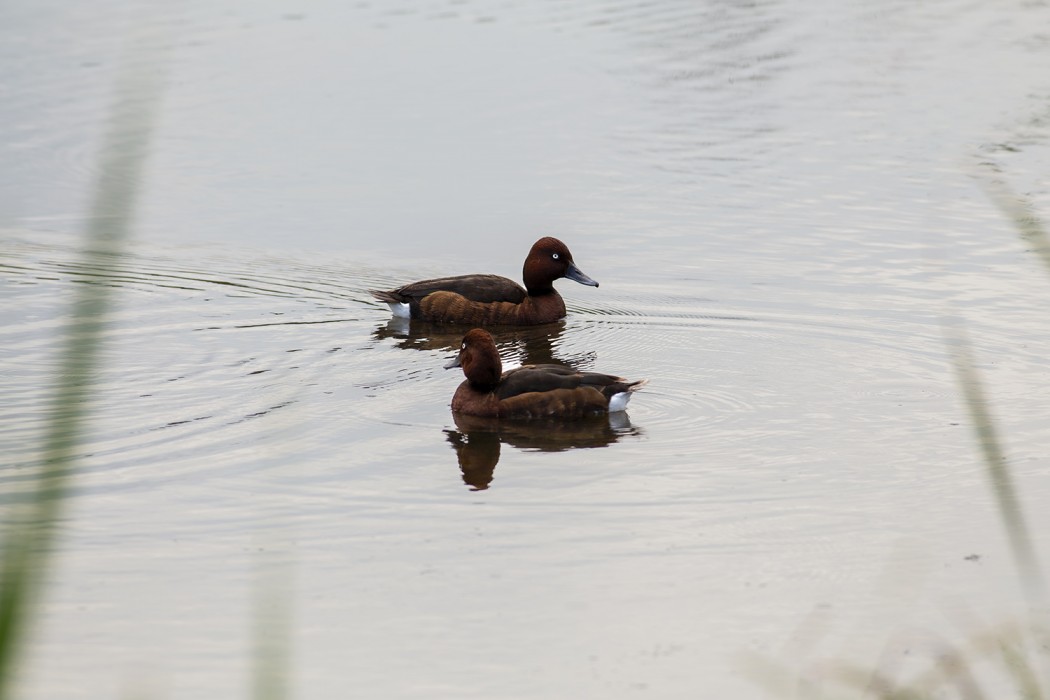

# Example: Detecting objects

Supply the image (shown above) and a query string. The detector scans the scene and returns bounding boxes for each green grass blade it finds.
[944,320,1046,601]
[978,174,1050,279]
[251,549,294,700]
[0,39,167,700]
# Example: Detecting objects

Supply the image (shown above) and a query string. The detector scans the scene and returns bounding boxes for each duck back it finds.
[496,365,640,401]
[380,274,526,305]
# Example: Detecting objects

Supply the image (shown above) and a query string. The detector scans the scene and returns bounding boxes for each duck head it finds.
[522,237,599,295]
[444,328,502,390]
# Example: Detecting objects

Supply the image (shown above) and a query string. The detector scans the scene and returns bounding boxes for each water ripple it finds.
[4,228,1048,506]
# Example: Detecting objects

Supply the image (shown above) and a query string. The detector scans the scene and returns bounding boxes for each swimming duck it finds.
[370,237,598,325]
[444,328,646,419]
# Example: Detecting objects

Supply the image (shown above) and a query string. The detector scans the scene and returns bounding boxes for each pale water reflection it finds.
[3,0,1050,698]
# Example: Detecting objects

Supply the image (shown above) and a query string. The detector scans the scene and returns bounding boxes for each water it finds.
[3,1,1050,697]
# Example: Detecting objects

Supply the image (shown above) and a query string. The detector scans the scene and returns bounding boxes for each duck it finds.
[369,237,598,325]
[444,328,646,419]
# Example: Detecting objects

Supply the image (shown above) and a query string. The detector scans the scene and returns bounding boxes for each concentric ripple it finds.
[1,232,442,502]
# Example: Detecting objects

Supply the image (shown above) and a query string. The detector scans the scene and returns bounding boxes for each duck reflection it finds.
[444,411,642,490]
[373,317,594,367]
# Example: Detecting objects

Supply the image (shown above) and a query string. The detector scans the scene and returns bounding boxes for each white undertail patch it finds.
[387,301,411,319]
[609,379,647,413]
[608,392,632,413]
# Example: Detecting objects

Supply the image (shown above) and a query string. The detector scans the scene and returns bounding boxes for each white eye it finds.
[461,342,466,350]
[552,252,559,259]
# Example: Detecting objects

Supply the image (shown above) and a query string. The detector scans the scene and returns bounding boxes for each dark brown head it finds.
[444,328,502,390]
[521,237,599,296]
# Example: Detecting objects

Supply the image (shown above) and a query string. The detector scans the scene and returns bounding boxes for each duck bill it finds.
[565,262,599,288]
[444,356,462,369]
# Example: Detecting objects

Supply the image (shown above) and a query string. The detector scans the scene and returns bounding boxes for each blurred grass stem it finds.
[251,547,293,700]
[0,39,166,699]
[944,321,1045,603]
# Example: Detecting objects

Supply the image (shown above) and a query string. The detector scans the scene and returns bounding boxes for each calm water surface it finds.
[3,1,1050,698]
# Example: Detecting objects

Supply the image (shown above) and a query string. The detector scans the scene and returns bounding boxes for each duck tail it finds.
[369,289,412,318]
[369,289,401,304]
[606,378,647,413]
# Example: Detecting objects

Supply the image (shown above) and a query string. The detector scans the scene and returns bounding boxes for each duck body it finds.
[445,329,646,419]
[370,237,597,325]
